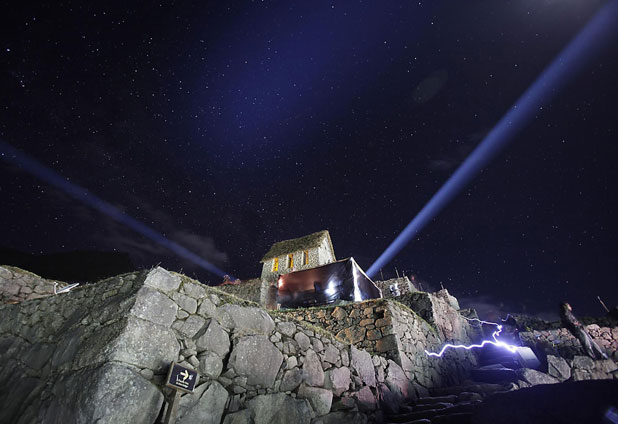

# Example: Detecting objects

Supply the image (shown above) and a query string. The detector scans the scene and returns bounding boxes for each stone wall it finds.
[0,267,420,424]
[520,324,618,361]
[215,278,262,304]
[278,299,394,354]
[0,265,70,304]
[278,290,479,391]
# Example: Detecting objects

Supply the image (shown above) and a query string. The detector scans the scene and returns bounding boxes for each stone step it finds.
[387,401,481,423]
[430,383,509,396]
[415,395,458,405]
[412,402,453,412]
[431,412,473,424]
[470,366,520,384]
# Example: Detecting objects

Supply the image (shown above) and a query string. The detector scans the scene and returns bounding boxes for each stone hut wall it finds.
[215,278,262,303]
[0,266,70,304]
[374,277,416,298]
[0,266,417,424]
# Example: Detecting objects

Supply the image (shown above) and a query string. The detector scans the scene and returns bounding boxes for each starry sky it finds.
[1,0,617,319]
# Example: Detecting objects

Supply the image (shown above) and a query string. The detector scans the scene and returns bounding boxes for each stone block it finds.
[324,367,351,396]
[199,351,223,378]
[131,286,178,327]
[104,317,179,372]
[303,349,325,387]
[183,281,207,299]
[229,335,283,388]
[144,267,181,292]
[295,332,311,350]
[173,292,198,314]
[247,393,314,424]
[173,315,207,339]
[298,385,333,416]
[280,368,304,392]
[196,320,230,358]
[177,381,228,424]
[216,304,275,335]
[350,346,376,387]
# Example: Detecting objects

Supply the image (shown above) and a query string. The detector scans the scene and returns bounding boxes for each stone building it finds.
[374,276,418,298]
[259,230,336,308]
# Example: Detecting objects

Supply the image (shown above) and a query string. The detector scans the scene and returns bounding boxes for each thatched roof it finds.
[261,230,335,262]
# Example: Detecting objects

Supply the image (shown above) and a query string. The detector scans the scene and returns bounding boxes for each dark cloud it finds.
[413,69,448,105]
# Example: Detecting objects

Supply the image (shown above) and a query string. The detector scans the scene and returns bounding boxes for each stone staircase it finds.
[385,344,529,423]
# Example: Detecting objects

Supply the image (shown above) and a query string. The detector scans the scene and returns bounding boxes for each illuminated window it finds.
[272,257,279,272]
[288,253,294,268]
[303,250,309,265]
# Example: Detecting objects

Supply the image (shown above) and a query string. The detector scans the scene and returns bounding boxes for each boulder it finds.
[298,385,333,416]
[198,298,217,317]
[173,315,208,339]
[131,286,178,327]
[516,368,560,386]
[229,335,283,387]
[247,393,314,424]
[198,351,223,379]
[216,304,275,335]
[323,344,340,364]
[303,349,325,387]
[350,346,376,387]
[280,368,304,392]
[311,411,369,424]
[324,367,351,396]
[385,360,415,402]
[277,321,297,337]
[172,292,198,314]
[572,355,595,370]
[352,386,377,412]
[196,320,230,358]
[295,332,311,351]
[177,381,228,424]
[222,409,251,424]
[143,267,181,292]
[546,355,571,381]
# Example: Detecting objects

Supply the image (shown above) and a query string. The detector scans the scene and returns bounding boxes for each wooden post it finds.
[163,389,181,424]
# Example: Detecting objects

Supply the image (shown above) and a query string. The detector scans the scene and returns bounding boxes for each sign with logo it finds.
[166,362,199,393]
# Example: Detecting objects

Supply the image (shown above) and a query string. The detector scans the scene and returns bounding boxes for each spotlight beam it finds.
[367,1,618,278]
[0,139,230,279]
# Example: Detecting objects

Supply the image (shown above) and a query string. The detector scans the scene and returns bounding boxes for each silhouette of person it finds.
[560,302,607,359]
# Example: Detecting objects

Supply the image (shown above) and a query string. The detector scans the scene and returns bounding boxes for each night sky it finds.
[2,1,617,320]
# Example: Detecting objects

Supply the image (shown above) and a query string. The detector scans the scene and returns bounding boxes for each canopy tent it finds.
[277,257,382,309]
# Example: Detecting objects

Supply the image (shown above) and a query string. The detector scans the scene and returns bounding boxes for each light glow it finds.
[425,322,518,357]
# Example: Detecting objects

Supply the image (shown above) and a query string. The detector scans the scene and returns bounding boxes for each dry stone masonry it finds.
[0,267,422,423]
[2,265,616,423]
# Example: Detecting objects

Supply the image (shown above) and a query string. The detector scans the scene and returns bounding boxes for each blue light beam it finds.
[368,0,618,278]
[0,139,230,279]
